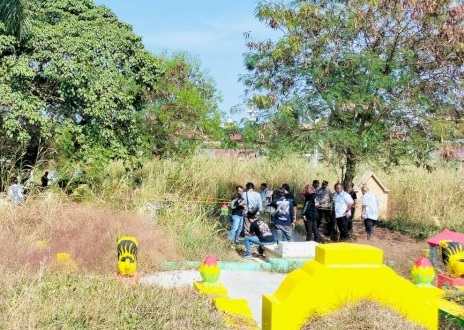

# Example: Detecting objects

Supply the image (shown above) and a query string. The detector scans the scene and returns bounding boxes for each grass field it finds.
[1,155,462,329]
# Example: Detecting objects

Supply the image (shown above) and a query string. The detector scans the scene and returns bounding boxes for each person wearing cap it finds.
[269,188,295,242]
[333,183,354,241]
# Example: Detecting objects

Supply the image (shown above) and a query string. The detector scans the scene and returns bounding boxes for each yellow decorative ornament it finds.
[117,236,138,277]
[439,240,464,278]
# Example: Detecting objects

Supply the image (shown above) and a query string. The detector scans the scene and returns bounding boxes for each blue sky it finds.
[93,0,277,122]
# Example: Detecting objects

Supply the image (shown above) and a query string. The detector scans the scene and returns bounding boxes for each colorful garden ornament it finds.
[439,240,464,278]
[411,256,435,287]
[194,254,227,296]
[117,236,138,277]
[220,203,229,216]
[199,254,221,285]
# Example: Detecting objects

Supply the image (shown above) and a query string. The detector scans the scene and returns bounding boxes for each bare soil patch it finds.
[349,221,427,278]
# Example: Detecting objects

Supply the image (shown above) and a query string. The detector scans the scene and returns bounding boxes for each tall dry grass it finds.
[0,269,226,329]
[385,165,464,231]
[2,155,462,329]
[95,155,462,232]
[16,155,462,266]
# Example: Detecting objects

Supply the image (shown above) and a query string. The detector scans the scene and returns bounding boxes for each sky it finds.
[93,0,277,122]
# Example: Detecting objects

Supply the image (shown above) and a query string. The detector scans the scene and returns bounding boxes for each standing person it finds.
[316,180,333,236]
[228,185,246,244]
[361,184,380,239]
[260,183,272,222]
[41,171,49,188]
[243,217,276,259]
[346,183,357,236]
[302,184,321,242]
[333,183,354,241]
[311,180,321,227]
[8,177,25,205]
[270,189,295,242]
[243,182,263,234]
[281,183,297,225]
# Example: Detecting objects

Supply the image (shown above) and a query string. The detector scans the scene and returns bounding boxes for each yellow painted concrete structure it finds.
[117,236,138,277]
[214,297,259,330]
[194,255,258,329]
[194,281,228,297]
[262,243,440,330]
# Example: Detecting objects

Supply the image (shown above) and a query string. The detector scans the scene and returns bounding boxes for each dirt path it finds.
[339,221,428,278]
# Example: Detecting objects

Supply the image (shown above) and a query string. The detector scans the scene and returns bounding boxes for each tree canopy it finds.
[0,0,27,40]
[243,0,464,185]
[0,0,221,170]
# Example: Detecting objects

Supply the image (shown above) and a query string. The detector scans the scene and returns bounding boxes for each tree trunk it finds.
[343,150,357,190]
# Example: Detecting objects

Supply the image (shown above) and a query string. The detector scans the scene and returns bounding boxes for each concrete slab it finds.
[141,270,286,328]
[263,241,319,259]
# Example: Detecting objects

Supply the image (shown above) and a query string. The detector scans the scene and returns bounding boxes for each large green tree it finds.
[243,0,464,186]
[139,52,222,157]
[0,0,221,168]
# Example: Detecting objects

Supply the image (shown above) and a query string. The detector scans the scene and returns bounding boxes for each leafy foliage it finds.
[138,52,222,157]
[0,0,221,171]
[243,0,464,185]
[0,0,28,40]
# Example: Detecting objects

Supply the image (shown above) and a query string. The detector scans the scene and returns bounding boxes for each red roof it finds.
[427,229,464,247]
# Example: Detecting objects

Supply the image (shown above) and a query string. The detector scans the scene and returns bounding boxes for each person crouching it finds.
[243,215,275,259]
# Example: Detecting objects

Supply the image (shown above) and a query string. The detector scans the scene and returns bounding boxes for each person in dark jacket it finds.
[270,189,295,242]
[228,185,245,244]
[244,217,275,259]
[302,184,321,242]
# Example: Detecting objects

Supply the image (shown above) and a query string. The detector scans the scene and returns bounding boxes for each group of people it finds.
[6,172,50,205]
[227,180,380,259]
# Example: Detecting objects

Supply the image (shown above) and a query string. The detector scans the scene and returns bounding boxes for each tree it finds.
[138,52,222,157]
[243,0,464,186]
[0,0,221,169]
[0,0,27,40]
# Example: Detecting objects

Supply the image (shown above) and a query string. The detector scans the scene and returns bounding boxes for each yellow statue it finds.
[117,236,138,277]
[439,240,464,278]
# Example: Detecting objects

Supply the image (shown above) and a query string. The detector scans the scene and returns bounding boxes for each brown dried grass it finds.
[0,193,180,275]
[301,300,427,330]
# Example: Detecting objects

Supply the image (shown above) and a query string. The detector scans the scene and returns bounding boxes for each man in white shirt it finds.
[361,184,380,239]
[333,183,354,241]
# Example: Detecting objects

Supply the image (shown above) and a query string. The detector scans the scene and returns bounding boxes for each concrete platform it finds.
[141,270,286,327]
[262,241,319,259]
